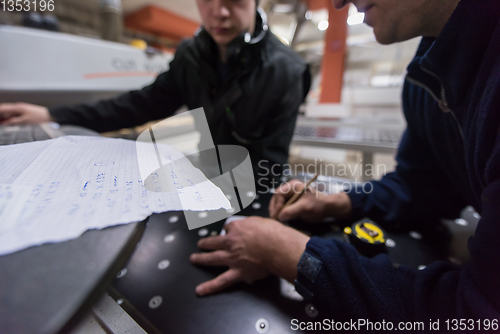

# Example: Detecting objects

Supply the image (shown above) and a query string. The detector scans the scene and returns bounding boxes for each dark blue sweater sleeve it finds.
[346,82,468,229]
[298,184,500,324]
[296,136,500,324]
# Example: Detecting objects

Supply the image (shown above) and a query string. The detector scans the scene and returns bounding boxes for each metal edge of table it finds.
[292,137,398,154]
[55,218,148,334]
[107,285,163,334]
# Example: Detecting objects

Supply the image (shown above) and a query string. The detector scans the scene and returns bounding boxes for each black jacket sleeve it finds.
[49,45,188,133]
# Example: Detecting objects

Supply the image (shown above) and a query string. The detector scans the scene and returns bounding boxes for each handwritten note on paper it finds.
[0,136,231,255]
[0,184,31,233]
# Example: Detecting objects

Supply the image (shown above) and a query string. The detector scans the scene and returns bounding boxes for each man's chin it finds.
[374,35,395,45]
[373,27,398,45]
[375,30,419,45]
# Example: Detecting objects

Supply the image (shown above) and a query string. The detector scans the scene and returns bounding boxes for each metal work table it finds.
[112,176,478,334]
[292,118,405,180]
[0,220,146,334]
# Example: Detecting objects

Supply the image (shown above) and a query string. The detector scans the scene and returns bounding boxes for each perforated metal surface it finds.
[112,181,478,333]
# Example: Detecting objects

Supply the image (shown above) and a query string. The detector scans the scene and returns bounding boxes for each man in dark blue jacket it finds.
[191,0,500,325]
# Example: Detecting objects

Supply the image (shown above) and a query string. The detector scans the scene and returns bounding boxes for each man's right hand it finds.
[0,103,53,125]
[268,179,352,223]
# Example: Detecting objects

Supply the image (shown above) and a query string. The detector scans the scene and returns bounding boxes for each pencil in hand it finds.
[271,173,319,221]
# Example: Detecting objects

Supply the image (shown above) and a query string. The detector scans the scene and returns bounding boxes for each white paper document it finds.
[0,136,231,255]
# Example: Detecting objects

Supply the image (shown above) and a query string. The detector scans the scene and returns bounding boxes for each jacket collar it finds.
[407,0,500,111]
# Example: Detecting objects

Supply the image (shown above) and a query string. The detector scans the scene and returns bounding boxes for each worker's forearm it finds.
[264,224,310,283]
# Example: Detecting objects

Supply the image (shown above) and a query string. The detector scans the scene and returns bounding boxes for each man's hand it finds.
[190,216,310,296]
[269,179,352,223]
[0,103,53,125]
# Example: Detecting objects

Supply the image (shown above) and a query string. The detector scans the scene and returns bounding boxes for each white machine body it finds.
[0,25,174,107]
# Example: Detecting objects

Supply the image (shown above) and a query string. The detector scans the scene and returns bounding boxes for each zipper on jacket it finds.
[438,87,451,113]
[437,83,465,141]
[420,67,451,112]
[406,72,465,143]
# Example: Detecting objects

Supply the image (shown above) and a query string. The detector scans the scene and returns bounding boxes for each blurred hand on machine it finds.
[0,103,53,125]
[190,216,310,296]
[269,179,352,223]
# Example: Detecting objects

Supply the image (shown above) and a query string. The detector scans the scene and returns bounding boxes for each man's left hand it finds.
[190,216,310,296]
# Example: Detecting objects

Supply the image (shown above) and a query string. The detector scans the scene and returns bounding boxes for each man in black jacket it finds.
[0,0,310,183]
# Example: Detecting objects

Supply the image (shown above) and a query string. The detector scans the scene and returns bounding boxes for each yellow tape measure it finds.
[344,220,387,257]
